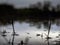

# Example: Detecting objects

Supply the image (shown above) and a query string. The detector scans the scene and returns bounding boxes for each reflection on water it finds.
[0,22,60,45]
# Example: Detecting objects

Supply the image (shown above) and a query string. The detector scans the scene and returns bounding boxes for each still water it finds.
[0,22,60,45]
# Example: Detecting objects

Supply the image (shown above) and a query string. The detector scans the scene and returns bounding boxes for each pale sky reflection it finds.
[0,22,60,45]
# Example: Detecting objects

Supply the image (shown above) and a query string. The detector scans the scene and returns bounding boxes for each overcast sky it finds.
[0,0,60,8]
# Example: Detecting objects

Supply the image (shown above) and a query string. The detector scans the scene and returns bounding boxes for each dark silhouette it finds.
[18,40,24,45]
[36,34,40,36]
[21,40,24,45]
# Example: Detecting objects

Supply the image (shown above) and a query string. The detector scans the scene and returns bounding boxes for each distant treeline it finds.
[0,2,60,25]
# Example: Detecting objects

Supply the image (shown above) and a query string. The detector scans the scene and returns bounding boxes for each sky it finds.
[0,0,60,8]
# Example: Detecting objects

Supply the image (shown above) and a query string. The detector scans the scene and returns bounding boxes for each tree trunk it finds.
[12,20,15,45]
[47,20,51,45]
[48,20,51,37]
